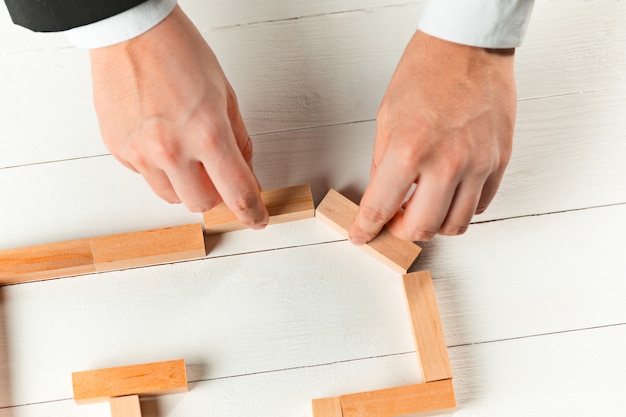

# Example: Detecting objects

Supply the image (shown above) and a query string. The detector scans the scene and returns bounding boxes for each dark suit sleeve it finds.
[4,0,148,32]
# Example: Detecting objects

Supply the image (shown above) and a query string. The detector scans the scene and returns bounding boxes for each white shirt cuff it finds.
[64,0,177,49]
[418,0,535,49]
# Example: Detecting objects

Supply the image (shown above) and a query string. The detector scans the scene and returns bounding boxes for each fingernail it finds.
[350,236,367,246]
[251,222,268,231]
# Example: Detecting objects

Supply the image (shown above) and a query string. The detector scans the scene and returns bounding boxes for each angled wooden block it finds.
[203,184,315,234]
[91,224,206,272]
[72,359,188,404]
[315,189,421,274]
[110,395,142,417]
[340,380,456,417]
[312,396,343,417]
[0,239,95,285]
[403,271,452,382]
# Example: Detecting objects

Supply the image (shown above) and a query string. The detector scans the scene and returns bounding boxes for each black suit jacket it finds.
[4,0,147,32]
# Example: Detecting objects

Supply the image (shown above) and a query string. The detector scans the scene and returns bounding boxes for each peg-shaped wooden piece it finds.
[203,184,315,234]
[312,396,343,417]
[315,189,421,273]
[403,271,452,382]
[340,379,456,417]
[0,239,95,285]
[91,224,206,272]
[72,359,188,406]
[110,395,142,417]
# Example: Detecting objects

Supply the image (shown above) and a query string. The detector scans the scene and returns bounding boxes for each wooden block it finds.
[340,380,456,417]
[110,395,142,417]
[315,189,421,274]
[312,396,343,417]
[91,224,206,272]
[203,184,315,234]
[403,271,452,382]
[0,239,95,285]
[72,359,188,404]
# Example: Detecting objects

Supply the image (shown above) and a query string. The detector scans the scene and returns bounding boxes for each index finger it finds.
[349,143,416,245]
[201,130,268,230]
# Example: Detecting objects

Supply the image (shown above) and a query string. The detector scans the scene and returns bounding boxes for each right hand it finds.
[89,5,269,229]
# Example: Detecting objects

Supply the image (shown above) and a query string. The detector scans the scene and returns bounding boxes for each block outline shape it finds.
[2,184,453,415]
[313,188,454,417]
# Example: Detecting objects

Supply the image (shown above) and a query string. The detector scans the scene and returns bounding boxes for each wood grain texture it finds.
[403,271,452,383]
[339,379,456,417]
[203,184,314,234]
[91,224,206,272]
[0,239,95,285]
[316,189,421,273]
[110,395,142,417]
[312,396,343,417]
[72,359,188,404]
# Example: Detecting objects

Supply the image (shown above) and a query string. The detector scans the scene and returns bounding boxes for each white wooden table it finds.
[1,1,625,416]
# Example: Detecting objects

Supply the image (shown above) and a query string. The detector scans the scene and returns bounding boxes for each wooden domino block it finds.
[203,184,315,234]
[0,239,95,285]
[312,396,343,417]
[315,189,421,274]
[91,224,206,272]
[340,380,456,417]
[110,395,142,417]
[72,359,188,404]
[403,271,452,382]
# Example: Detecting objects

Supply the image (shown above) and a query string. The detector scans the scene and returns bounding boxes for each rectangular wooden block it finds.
[340,380,456,417]
[72,359,188,404]
[315,189,421,274]
[403,271,452,382]
[0,239,95,285]
[203,184,315,234]
[312,396,343,417]
[110,395,142,417]
[91,224,206,272]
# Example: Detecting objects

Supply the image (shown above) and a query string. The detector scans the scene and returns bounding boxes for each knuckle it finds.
[195,124,223,156]
[240,136,254,162]
[358,205,392,226]
[126,140,149,171]
[232,192,264,222]
[439,224,469,236]
[407,229,437,242]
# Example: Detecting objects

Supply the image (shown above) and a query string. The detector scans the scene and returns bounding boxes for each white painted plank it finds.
[517,0,626,99]
[2,0,625,167]
[3,325,626,416]
[422,204,626,345]
[2,204,625,407]
[477,87,626,222]
[0,5,70,55]
[0,49,106,169]
[0,1,413,55]
[2,87,624,249]
[179,0,415,29]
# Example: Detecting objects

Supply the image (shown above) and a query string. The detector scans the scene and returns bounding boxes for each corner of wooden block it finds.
[204,184,314,234]
[402,271,452,382]
[110,395,142,417]
[340,380,456,417]
[312,396,343,417]
[315,188,421,273]
[0,238,95,285]
[91,224,206,272]
[72,359,188,403]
